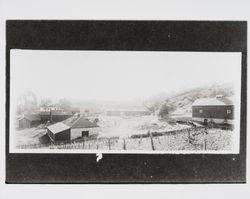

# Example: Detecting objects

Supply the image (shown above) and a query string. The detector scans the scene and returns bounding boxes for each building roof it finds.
[62,115,99,129]
[39,110,72,115]
[21,114,41,121]
[47,122,70,134]
[192,97,234,106]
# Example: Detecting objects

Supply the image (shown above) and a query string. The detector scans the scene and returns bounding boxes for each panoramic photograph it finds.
[9,50,241,153]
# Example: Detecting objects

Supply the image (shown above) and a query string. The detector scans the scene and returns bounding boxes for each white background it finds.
[0,0,250,199]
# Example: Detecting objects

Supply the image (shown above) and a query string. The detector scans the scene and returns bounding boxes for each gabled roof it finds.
[192,97,234,106]
[62,115,99,129]
[47,122,70,134]
[21,114,41,121]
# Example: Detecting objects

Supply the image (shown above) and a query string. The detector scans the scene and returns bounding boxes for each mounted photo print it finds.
[9,50,241,154]
[6,20,247,183]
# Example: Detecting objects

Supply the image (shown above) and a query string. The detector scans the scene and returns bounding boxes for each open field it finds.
[96,115,191,138]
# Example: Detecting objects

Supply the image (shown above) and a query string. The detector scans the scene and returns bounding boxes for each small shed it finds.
[62,115,99,140]
[47,122,71,143]
[18,114,41,129]
[192,96,234,125]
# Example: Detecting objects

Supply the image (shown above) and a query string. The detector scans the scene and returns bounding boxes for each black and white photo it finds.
[5,20,247,184]
[10,50,241,154]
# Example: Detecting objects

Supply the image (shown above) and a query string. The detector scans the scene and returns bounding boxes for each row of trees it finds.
[16,91,72,115]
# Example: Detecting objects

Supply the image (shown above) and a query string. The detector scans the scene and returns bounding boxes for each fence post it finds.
[203,128,207,150]
[82,138,85,149]
[187,129,191,142]
[123,138,126,150]
[150,133,155,151]
[108,138,111,150]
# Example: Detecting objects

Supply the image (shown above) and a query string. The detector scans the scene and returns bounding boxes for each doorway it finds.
[82,131,89,137]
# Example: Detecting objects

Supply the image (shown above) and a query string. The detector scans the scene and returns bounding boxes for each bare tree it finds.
[17,91,37,114]
[39,98,52,107]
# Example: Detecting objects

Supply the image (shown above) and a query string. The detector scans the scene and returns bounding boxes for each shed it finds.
[47,122,71,143]
[192,96,234,125]
[18,114,41,129]
[62,115,99,139]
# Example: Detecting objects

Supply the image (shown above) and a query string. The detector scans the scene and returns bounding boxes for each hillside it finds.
[153,83,234,115]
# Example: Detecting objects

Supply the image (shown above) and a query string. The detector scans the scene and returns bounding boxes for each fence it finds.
[17,127,210,151]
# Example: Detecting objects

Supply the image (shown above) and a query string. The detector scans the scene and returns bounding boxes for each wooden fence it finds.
[17,126,209,151]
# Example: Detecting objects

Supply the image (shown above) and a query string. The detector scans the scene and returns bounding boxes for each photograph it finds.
[10,50,241,154]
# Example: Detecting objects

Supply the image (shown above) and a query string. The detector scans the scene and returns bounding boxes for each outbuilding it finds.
[62,115,99,140]
[18,114,41,129]
[47,122,71,143]
[192,96,234,125]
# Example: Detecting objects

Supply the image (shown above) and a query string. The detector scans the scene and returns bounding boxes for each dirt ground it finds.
[96,115,191,138]
[14,128,47,146]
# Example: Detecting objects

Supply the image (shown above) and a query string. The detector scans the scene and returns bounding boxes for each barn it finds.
[192,96,234,125]
[62,114,99,140]
[47,122,71,143]
[18,114,41,129]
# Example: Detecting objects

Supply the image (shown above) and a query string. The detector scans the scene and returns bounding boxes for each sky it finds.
[10,50,241,102]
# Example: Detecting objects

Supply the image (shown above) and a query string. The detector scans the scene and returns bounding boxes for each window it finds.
[199,109,203,113]
[227,110,231,114]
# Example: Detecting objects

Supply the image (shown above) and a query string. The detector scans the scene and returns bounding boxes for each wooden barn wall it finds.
[55,129,71,142]
[30,120,42,127]
[40,114,72,123]
[47,129,55,141]
[71,127,99,140]
[19,118,30,129]
[192,105,234,119]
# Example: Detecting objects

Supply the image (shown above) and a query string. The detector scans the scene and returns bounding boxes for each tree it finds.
[16,91,37,114]
[158,103,174,118]
[144,102,160,114]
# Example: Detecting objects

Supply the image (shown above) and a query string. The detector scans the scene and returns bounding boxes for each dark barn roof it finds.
[21,114,41,121]
[40,110,72,115]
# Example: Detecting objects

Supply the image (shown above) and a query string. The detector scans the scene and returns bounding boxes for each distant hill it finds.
[151,83,234,114]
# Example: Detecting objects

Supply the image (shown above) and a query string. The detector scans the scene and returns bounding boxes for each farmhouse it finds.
[47,122,71,143]
[40,105,61,112]
[18,114,42,129]
[192,96,234,125]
